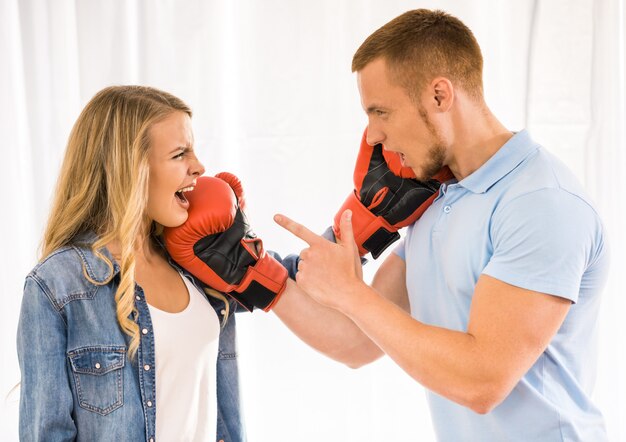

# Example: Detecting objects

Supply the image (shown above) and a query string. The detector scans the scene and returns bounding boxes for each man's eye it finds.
[375,110,386,116]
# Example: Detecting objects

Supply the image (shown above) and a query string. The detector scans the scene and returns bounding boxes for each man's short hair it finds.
[352,9,484,101]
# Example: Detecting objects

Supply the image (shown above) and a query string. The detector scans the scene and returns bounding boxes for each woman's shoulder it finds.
[27,236,118,308]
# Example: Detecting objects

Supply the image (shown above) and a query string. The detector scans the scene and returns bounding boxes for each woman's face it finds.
[147,111,205,227]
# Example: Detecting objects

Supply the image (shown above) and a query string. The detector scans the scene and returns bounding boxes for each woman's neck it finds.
[106,236,161,265]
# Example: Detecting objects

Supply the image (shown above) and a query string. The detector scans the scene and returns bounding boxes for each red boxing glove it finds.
[334,129,453,259]
[163,173,288,312]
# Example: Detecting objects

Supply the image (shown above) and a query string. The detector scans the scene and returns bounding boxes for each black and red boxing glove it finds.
[163,173,288,312]
[334,129,454,259]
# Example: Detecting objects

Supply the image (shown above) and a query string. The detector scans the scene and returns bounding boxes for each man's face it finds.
[357,58,446,181]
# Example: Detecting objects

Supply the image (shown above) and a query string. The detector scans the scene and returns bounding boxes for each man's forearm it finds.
[339,283,508,413]
[272,279,383,368]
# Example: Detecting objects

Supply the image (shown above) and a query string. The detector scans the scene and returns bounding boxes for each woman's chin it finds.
[158,211,189,229]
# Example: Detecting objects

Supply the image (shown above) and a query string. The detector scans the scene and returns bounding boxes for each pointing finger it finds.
[274,213,323,246]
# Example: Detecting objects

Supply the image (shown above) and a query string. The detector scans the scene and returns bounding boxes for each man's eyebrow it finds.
[365,105,388,114]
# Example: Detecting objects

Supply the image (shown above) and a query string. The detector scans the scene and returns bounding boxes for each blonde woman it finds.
[16,86,247,441]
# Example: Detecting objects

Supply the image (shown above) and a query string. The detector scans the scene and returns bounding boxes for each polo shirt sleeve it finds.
[482,188,603,303]
[393,238,406,261]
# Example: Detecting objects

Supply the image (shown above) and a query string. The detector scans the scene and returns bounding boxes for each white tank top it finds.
[147,272,220,442]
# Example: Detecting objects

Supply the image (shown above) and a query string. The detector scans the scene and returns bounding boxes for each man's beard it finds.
[416,104,447,181]
[419,142,446,181]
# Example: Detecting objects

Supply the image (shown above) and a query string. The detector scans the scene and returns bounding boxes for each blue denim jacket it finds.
[16,234,245,442]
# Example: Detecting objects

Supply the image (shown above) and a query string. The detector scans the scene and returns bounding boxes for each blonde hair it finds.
[352,9,484,101]
[41,85,229,360]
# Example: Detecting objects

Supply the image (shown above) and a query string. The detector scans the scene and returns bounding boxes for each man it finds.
[274,9,609,442]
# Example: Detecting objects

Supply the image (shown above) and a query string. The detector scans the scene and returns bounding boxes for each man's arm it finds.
[272,251,410,368]
[275,210,571,413]
[343,274,570,413]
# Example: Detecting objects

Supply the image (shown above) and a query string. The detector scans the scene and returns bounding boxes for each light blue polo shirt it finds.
[395,130,609,442]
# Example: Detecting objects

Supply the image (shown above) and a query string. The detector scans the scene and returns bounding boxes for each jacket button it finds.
[95,363,101,369]
[220,309,226,316]
[150,438,154,442]
[147,400,153,407]
[136,295,141,301]
[142,328,148,335]
[144,364,151,371]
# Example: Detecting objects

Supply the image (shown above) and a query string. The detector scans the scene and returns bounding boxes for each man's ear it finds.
[431,77,454,112]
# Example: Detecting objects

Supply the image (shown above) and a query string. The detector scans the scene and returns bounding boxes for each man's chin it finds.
[420,160,447,181]
[411,167,430,182]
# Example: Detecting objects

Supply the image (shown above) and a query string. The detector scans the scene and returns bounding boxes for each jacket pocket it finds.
[68,346,125,415]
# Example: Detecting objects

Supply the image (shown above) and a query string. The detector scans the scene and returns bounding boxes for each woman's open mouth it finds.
[175,185,194,207]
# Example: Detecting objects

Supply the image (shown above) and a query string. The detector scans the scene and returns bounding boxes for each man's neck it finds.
[447,105,513,181]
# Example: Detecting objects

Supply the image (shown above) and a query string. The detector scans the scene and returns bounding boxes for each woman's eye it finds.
[173,151,185,160]
[376,110,386,117]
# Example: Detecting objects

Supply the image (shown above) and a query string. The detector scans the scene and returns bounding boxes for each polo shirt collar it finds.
[458,129,538,194]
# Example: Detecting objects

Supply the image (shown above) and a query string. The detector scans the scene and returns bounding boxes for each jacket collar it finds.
[71,231,120,283]
[71,231,193,286]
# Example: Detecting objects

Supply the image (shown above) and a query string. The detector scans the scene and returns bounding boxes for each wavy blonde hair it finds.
[41,85,229,360]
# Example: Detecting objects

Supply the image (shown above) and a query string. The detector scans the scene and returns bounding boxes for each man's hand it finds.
[274,209,365,312]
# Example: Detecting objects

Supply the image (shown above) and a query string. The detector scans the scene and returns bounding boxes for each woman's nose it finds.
[190,158,205,177]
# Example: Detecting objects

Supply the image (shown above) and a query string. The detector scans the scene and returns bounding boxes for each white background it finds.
[1,0,625,441]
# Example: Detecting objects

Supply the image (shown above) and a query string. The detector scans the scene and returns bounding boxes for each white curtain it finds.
[1,1,624,441]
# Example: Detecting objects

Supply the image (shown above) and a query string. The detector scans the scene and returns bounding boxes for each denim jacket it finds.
[16,234,245,442]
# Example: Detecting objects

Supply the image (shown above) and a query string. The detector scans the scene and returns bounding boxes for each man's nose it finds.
[365,123,385,147]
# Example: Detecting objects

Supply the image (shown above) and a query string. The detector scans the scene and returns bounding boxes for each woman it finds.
[17,85,244,441]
